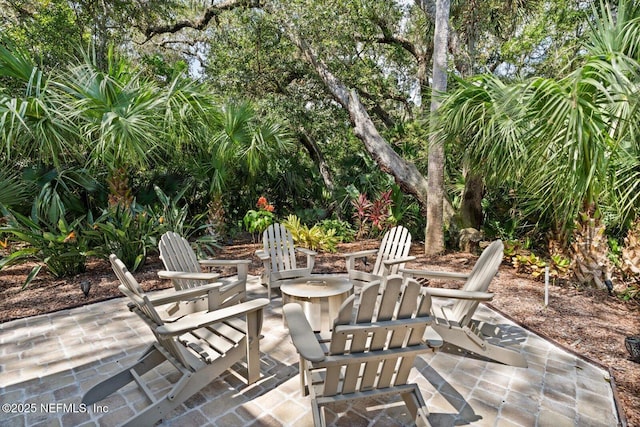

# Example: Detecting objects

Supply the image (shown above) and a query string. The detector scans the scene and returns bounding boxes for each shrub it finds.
[283,214,339,252]
[319,218,355,243]
[505,239,570,282]
[146,186,220,258]
[0,207,96,287]
[90,203,161,272]
[243,196,275,240]
[351,189,393,238]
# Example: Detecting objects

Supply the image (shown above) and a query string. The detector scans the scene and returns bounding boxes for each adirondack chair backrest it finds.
[372,226,412,276]
[159,231,202,289]
[451,239,504,324]
[322,276,431,397]
[262,223,298,274]
[109,254,194,369]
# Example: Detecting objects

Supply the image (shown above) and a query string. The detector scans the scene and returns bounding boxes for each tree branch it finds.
[143,0,261,41]
[298,130,336,192]
[281,19,429,209]
[372,18,422,62]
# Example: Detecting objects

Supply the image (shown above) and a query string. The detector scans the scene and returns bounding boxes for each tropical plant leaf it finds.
[22,265,42,289]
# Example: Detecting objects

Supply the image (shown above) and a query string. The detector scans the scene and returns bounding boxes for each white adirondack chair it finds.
[158,231,250,306]
[344,225,415,288]
[402,239,528,367]
[256,223,316,299]
[284,275,433,427]
[82,254,269,426]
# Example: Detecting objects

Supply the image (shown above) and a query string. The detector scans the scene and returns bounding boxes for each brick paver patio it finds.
[0,275,620,426]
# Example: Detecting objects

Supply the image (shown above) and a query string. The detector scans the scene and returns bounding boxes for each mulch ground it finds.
[1,240,639,425]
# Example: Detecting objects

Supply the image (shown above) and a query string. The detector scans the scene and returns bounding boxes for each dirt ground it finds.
[1,240,639,426]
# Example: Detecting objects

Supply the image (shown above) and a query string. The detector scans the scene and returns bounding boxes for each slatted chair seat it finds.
[82,254,269,427]
[285,276,434,427]
[401,239,528,367]
[344,225,415,290]
[256,223,316,299]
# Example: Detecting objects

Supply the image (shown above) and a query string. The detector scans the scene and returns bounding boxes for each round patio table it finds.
[281,276,353,334]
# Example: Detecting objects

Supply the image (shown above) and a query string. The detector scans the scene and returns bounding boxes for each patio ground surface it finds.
[0,275,621,426]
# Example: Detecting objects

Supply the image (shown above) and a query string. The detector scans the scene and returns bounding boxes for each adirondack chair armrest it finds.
[424,288,494,301]
[283,303,325,362]
[345,249,379,272]
[157,270,220,281]
[382,256,416,267]
[157,298,269,336]
[344,249,379,260]
[296,247,317,256]
[400,268,470,281]
[199,259,251,267]
[199,259,250,280]
[295,247,317,269]
[147,282,228,306]
[255,250,269,261]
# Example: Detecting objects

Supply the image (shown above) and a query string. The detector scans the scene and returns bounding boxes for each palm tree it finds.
[197,101,292,236]
[0,44,80,168]
[438,0,640,289]
[54,52,180,206]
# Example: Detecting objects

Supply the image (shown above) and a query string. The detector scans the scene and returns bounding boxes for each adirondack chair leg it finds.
[237,262,248,282]
[245,309,264,384]
[121,372,203,427]
[432,324,527,368]
[311,399,325,427]
[299,359,310,396]
[400,384,431,426]
[123,344,249,427]
[82,345,165,405]
[306,253,315,270]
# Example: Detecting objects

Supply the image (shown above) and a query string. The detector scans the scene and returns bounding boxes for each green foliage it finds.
[90,203,161,272]
[190,234,221,260]
[0,1,83,73]
[0,168,31,210]
[0,207,96,286]
[318,218,355,243]
[512,252,547,279]
[242,209,275,234]
[440,0,640,261]
[481,185,539,241]
[608,236,623,268]
[387,184,423,238]
[497,0,589,77]
[619,285,640,301]
[0,167,100,287]
[294,207,328,225]
[283,214,339,253]
[242,197,275,239]
[149,185,210,238]
[550,254,571,278]
[147,185,220,257]
[24,166,100,224]
[505,240,570,282]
